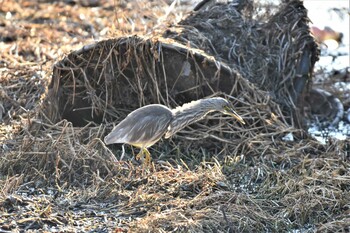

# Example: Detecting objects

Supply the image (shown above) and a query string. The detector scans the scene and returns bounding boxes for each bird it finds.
[104,97,245,164]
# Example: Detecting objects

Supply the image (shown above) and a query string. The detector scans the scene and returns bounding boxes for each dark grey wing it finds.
[193,0,212,11]
[104,105,173,146]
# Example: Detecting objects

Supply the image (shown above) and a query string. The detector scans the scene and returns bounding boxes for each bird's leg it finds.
[135,149,144,161]
[143,148,151,165]
[135,148,151,165]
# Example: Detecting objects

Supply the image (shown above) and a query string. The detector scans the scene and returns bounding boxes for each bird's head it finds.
[214,97,245,125]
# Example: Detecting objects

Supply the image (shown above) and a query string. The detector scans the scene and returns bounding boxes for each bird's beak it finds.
[224,107,245,124]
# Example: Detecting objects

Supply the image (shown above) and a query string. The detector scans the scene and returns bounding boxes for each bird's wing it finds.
[104,106,172,146]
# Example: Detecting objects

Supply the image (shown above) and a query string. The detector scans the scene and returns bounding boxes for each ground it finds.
[1,0,350,232]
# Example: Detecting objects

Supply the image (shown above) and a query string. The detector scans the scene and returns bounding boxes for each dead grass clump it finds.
[0,120,122,186]
[35,0,319,185]
[164,0,319,113]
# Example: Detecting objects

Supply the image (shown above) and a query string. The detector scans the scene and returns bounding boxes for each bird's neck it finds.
[166,102,212,138]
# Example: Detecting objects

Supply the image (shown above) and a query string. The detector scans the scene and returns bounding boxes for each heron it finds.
[104,97,245,164]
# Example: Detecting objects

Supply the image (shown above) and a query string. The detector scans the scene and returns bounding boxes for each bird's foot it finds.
[136,148,152,166]
[136,151,143,161]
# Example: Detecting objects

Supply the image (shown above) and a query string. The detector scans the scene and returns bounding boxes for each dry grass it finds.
[1,0,350,232]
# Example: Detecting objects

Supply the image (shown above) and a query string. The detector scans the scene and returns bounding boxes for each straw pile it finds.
[1,0,349,232]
